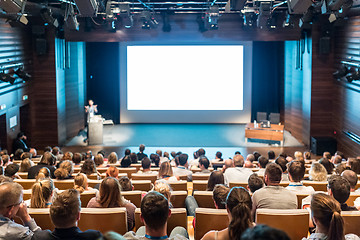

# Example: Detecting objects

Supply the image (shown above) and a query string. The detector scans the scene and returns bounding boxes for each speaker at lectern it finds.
[88,115,103,145]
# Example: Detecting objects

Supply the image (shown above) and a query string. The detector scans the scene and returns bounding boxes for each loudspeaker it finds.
[35,38,47,55]
[311,136,337,155]
[319,37,331,54]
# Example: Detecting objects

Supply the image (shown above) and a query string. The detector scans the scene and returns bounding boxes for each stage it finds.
[66,123,302,148]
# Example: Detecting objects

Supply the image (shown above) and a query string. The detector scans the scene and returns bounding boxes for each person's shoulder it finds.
[200,230,216,240]
[86,197,99,207]
[345,234,360,240]
[123,231,141,240]
[32,229,53,240]
[79,229,103,239]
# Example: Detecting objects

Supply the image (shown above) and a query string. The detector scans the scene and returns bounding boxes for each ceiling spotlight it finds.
[333,64,348,79]
[40,8,59,28]
[14,67,31,82]
[299,7,314,29]
[196,14,208,32]
[162,12,171,32]
[66,5,79,31]
[345,69,360,83]
[287,0,313,14]
[243,9,257,27]
[140,10,158,29]
[205,6,220,30]
[257,2,271,29]
[118,3,133,29]
[0,72,16,85]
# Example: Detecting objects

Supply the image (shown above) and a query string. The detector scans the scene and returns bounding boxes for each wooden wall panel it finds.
[333,16,360,157]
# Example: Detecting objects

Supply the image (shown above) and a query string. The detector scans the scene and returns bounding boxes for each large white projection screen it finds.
[127,46,243,110]
[120,43,252,123]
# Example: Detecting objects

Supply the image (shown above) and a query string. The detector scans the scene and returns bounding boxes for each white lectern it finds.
[88,115,103,145]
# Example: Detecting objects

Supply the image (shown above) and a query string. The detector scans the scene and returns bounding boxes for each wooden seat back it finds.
[27,208,54,231]
[342,211,360,236]
[132,180,153,191]
[118,167,137,178]
[193,180,208,191]
[78,207,127,234]
[229,182,247,189]
[14,179,36,189]
[194,191,215,208]
[192,173,211,181]
[122,190,142,208]
[195,208,228,240]
[80,191,96,207]
[53,179,75,190]
[346,192,360,207]
[296,193,310,209]
[167,181,187,191]
[302,181,328,192]
[131,173,158,183]
[170,191,187,208]
[256,209,309,240]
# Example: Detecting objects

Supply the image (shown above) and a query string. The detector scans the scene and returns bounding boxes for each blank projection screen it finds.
[120,43,252,123]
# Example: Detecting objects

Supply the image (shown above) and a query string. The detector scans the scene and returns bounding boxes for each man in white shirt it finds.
[173,154,192,182]
[257,156,269,177]
[223,154,253,186]
[285,160,315,194]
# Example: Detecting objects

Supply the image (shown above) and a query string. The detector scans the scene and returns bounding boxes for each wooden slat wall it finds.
[333,16,360,157]
[0,19,31,151]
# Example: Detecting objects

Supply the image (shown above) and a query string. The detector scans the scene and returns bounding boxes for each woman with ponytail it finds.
[29,178,54,208]
[304,193,359,240]
[201,187,253,240]
[54,160,74,180]
[73,173,96,193]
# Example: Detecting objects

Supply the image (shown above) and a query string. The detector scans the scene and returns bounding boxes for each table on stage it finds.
[245,123,284,145]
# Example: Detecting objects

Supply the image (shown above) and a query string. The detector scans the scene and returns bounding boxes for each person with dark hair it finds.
[268,150,276,160]
[80,159,100,180]
[327,175,358,211]
[323,152,332,160]
[240,224,290,240]
[87,177,136,230]
[85,151,93,160]
[198,156,211,174]
[257,156,269,177]
[119,176,134,191]
[120,149,131,163]
[137,144,148,161]
[1,154,10,167]
[173,154,192,181]
[21,152,32,160]
[150,153,160,167]
[341,170,358,192]
[54,160,74,180]
[246,154,255,163]
[44,146,52,153]
[202,187,253,240]
[189,148,206,169]
[207,171,225,191]
[5,163,20,179]
[215,151,223,161]
[28,152,57,179]
[319,158,335,175]
[224,154,253,186]
[212,184,230,209]
[235,151,241,155]
[121,155,132,168]
[72,152,82,166]
[124,191,188,239]
[286,161,315,194]
[275,156,289,181]
[138,157,157,174]
[253,151,261,162]
[14,148,24,160]
[0,182,41,239]
[94,154,105,168]
[13,132,30,153]
[32,189,102,240]
[304,151,312,161]
[108,152,119,164]
[304,193,359,240]
[350,157,360,174]
[130,152,139,164]
[251,163,297,218]
[247,173,263,194]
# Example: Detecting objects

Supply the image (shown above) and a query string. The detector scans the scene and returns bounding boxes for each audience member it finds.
[30,148,40,158]
[304,151,312,161]
[121,149,131,162]
[94,154,105,167]
[198,156,211,173]
[14,149,24,160]
[29,178,54,208]
[137,144,148,161]
[0,182,41,239]
[62,151,73,161]
[257,156,269,177]
[253,151,261,162]
[173,154,192,181]
[123,191,188,239]
[246,154,255,163]
[72,152,82,166]
[223,154,253,186]
[20,158,34,172]
[286,160,315,194]
[44,146,52,153]
[21,152,32,160]
[240,224,290,240]
[212,184,230,209]
[150,153,160,167]
[81,159,100,179]
[28,152,57,179]
[138,157,157,174]
[13,132,30,152]
[244,161,253,168]
[32,189,102,240]
[54,160,73,180]
[350,157,360,174]
[207,171,224,191]
[74,173,95,193]
[87,177,136,230]
[108,152,119,164]
[158,162,178,181]
[341,170,358,192]
[1,154,10,167]
[319,158,335,175]
[251,163,297,218]
[247,173,264,194]
[323,152,332,160]
[304,192,359,240]
[153,181,172,207]
[130,152,139,164]
[5,163,20,179]
[121,155,132,168]
[309,163,328,181]
[294,151,303,160]
[202,187,253,240]
[275,157,289,181]
[214,151,223,162]
[119,176,134,191]
[327,175,358,211]
[335,163,349,175]
[36,167,50,181]
[267,150,275,160]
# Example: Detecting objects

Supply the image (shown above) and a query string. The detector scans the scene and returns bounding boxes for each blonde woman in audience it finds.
[73,173,96,193]
[19,158,34,172]
[28,178,55,208]
[94,154,106,168]
[54,160,74,180]
[153,181,173,207]
[294,151,303,160]
[108,152,119,164]
[201,187,253,240]
[303,193,359,240]
[158,161,179,181]
[35,167,50,181]
[62,151,73,161]
[105,166,119,178]
[87,177,136,231]
[309,163,328,181]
